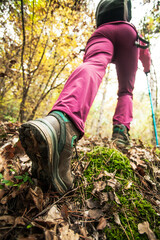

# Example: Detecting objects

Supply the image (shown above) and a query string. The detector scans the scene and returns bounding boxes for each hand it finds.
[145,71,150,76]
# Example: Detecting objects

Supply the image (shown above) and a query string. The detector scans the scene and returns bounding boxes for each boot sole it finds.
[112,138,130,149]
[19,120,67,195]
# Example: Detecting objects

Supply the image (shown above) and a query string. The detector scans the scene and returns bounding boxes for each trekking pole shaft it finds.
[146,74,159,146]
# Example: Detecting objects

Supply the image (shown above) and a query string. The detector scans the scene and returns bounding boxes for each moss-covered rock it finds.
[76,146,160,239]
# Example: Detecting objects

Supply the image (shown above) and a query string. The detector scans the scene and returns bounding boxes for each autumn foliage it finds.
[0,0,94,122]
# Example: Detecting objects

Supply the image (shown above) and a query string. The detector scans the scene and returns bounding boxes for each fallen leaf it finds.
[108,191,115,201]
[59,224,79,240]
[45,229,58,240]
[113,212,121,225]
[0,189,6,200]
[130,161,137,170]
[137,166,145,177]
[103,203,112,213]
[129,150,147,169]
[155,200,160,207]
[84,210,89,218]
[152,166,160,177]
[99,192,109,205]
[1,142,15,159]
[19,154,30,165]
[96,171,106,179]
[125,181,133,189]
[80,227,88,238]
[92,181,106,194]
[88,209,104,219]
[113,192,121,204]
[107,179,120,190]
[30,187,44,211]
[1,195,9,205]
[104,170,116,178]
[61,204,69,220]
[138,221,157,240]
[85,198,100,209]
[0,215,15,226]
[144,175,156,190]
[97,217,107,230]
[0,154,6,172]
[14,217,26,226]
[44,206,63,223]
[14,139,25,155]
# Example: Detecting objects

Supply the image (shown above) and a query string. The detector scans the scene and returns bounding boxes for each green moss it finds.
[155,148,160,157]
[78,146,160,239]
[84,147,134,179]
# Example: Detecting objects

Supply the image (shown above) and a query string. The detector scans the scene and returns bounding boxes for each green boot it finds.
[19,111,80,195]
[112,124,130,148]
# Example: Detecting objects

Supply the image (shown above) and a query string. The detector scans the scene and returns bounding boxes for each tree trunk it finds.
[19,0,26,122]
[96,67,110,136]
[149,70,159,146]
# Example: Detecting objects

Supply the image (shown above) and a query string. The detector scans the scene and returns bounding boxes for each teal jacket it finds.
[96,0,132,28]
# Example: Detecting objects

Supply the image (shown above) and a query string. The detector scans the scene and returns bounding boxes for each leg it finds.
[113,25,139,130]
[111,23,139,148]
[51,38,114,136]
[19,36,114,194]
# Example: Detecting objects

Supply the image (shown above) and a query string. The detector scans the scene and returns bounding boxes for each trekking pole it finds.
[146,72,159,147]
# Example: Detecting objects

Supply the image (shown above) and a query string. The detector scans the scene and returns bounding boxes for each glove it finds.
[145,71,150,76]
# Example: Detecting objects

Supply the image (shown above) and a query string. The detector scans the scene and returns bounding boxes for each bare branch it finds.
[31,37,49,76]
[27,63,68,120]
[28,0,35,71]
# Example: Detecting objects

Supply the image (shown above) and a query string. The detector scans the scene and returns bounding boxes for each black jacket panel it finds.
[96,0,132,28]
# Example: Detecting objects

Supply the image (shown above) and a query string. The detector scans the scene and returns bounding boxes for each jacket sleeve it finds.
[138,41,151,73]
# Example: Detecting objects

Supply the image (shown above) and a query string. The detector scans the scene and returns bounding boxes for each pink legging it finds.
[51,22,139,136]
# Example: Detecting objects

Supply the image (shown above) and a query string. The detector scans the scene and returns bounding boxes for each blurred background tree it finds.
[0,0,94,122]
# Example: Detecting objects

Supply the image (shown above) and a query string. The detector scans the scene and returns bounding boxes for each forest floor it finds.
[0,121,160,240]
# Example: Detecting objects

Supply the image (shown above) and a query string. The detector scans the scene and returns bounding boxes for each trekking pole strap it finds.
[135,35,150,49]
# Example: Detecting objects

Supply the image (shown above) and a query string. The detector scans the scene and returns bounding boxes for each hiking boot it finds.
[112,124,130,148]
[18,111,80,195]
